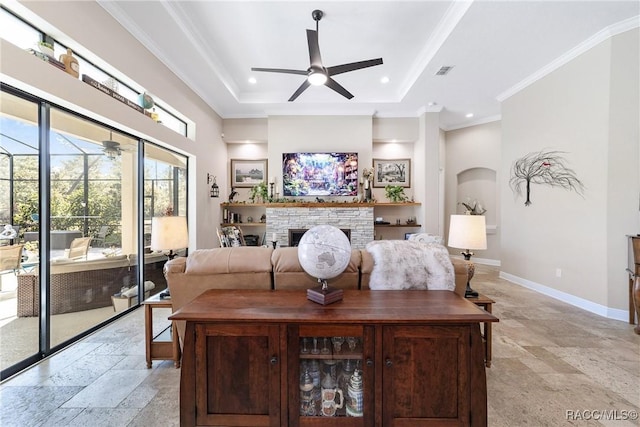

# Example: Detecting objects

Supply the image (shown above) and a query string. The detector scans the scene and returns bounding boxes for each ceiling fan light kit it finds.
[308,69,327,86]
[251,9,383,101]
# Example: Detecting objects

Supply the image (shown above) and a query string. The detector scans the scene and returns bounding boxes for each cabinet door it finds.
[195,323,280,427]
[382,325,471,426]
[288,324,375,427]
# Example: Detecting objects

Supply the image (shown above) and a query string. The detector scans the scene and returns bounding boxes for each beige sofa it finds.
[165,246,469,344]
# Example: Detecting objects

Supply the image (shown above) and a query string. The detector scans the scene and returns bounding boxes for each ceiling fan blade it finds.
[251,67,308,76]
[325,77,354,100]
[288,80,311,102]
[307,29,323,67]
[327,58,383,76]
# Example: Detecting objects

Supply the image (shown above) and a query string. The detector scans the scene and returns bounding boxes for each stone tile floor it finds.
[1,265,638,426]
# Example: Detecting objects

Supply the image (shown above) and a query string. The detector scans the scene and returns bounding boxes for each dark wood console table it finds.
[170,289,498,426]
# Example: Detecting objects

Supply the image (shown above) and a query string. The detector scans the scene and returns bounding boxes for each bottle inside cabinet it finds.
[298,335,364,418]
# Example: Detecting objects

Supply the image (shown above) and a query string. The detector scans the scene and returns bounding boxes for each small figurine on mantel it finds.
[229,187,238,203]
[361,167,374,203]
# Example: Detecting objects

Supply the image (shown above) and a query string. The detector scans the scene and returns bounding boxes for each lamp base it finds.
[465,282,479,298]
[462,254,479,298]
[307,286,343,305]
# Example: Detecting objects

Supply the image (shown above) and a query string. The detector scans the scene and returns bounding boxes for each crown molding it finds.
[497,15,640,102]
[442,114,501,132]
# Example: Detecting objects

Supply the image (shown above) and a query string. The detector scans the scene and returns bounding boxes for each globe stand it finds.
[307,279,343,305]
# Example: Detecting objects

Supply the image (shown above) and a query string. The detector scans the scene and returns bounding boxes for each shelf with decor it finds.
[373,223,422,228]
[220,202,422,243]
[220,202,421,208]
[220,222,265,227]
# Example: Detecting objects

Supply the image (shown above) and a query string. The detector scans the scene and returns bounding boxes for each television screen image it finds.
[282,152,358,197]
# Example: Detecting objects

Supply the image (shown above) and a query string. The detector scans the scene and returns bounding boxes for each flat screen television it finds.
[282,152,358,197]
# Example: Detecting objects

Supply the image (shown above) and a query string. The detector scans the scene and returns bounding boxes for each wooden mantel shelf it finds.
[221,202,421,208]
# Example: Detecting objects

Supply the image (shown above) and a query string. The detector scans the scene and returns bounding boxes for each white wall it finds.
[1,2,226,249]
[445,121,502,263]
[500,28,639,318]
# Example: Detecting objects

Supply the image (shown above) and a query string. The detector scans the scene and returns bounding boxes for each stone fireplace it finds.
[288,228,351,247]
[267,206,374,249]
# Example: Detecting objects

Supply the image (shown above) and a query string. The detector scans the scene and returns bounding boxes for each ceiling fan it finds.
[251,9,383,101]
[102,132,122,159]
[102,140,121,160]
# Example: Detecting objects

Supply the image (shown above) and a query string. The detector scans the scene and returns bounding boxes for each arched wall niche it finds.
[456,167,497,230]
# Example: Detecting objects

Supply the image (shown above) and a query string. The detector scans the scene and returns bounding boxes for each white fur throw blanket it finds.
[365,240,455,291]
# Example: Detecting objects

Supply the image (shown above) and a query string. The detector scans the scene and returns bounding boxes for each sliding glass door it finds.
[48,109,140,347]
[0,90,40,372]
[0,86,188,380]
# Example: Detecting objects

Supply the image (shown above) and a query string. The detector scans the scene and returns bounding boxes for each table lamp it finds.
[447,214,487,298]
[150,216,188,259]
[150,216,188,298]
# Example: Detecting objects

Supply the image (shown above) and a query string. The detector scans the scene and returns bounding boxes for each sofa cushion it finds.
[185,247,273,274]
[271,247,360,290]
[365,240,455,291]
[49,254,130,274]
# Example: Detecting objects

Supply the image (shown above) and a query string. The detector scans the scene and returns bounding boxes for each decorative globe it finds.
[297,225,351,282]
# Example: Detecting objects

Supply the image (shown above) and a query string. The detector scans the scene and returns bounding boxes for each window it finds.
[0,6,190,138]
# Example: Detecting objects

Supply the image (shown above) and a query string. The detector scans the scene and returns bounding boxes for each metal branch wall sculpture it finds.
[509,150,584,206]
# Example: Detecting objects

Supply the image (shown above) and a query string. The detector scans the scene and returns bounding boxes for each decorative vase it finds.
[346,369,364,417]
[299,369,315,416]
[59,48,79,78]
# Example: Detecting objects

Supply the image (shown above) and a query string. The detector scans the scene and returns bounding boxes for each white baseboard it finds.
[499,271,629,322]
[449,255,501,267]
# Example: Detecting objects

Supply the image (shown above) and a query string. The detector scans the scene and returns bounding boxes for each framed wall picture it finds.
[230,159,268,187]
[373,159,411,188]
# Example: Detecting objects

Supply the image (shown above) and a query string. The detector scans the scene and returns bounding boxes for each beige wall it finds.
[445,121,502,263]
[607,28,640,312]
[500,28,639,318]
[1,1,227,249]
[267,115,373,200]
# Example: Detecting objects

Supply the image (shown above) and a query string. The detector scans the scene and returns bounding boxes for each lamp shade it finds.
[150,216,188,251]
[447,214,487,250]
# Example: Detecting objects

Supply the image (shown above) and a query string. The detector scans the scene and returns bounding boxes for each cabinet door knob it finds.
[366,358,373,367]
[270,356,278,365]
[385,358,393,367]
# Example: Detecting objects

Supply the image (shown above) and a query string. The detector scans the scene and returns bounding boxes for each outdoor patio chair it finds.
[66,237,92,260]
[0,244,24,274]
[93,226,109,247]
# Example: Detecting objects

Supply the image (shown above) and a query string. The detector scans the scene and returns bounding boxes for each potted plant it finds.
[249,182,269,203]
[384,185,408,203]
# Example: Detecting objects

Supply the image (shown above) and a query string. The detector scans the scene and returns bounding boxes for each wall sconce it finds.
[207,173,219,198]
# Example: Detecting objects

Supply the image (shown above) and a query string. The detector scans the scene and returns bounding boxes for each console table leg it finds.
[633,276,640,335]
[631,276,636,324]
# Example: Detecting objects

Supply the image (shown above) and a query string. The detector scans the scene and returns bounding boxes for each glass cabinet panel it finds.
[292,324,371,426]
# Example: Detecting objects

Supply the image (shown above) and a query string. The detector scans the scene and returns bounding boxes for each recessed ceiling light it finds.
[380,76,390,84]
[248,77,257,84]
[465,113,474,118]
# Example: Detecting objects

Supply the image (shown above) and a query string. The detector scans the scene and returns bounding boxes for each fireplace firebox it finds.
[288,228,351,247]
